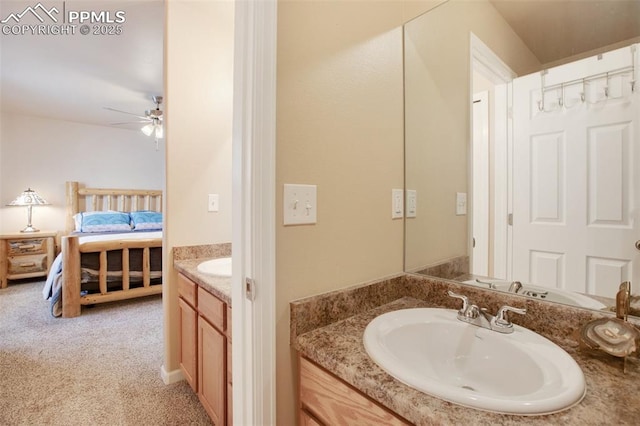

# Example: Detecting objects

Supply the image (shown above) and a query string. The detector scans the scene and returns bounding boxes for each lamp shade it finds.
[9,188,49,206]
[8,188,49,232]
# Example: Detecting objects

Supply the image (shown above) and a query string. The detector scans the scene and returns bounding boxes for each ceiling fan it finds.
[105,95,164,145]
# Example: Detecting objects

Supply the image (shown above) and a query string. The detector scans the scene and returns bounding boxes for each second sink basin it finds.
[363,308,586,415]
[197,257,232,277]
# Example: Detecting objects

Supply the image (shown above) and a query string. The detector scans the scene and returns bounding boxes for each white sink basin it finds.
[197,257,231,277]
[363,308,585,415]
[463,279,607,310]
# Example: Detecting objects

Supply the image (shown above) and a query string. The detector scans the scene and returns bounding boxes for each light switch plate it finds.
[283,184,317,225]
[406,189,417,218]
[208,194,220,212]
[392,189,404,219]
[456,192,467,216]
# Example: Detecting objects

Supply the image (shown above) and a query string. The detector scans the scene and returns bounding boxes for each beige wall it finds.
[404,0,540,271]
[163,0,234,374]
[0,112,164,234]
[275,0,426,423]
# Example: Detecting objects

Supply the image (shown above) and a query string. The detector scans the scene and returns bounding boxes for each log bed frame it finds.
[61,181,163,318]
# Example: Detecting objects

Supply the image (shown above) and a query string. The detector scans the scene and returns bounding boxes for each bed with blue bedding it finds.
[42,182,163,318]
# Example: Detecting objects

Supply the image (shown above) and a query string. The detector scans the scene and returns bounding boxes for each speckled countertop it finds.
[292,274,640,425]
[173,243,231,305]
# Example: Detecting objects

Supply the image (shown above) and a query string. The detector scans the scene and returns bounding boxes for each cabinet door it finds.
[178,298,198,391]
[198,317,226,425]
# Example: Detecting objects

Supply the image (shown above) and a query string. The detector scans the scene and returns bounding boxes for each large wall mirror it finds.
[404,0,640,317]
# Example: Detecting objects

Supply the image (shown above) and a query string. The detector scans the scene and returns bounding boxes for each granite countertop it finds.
[293,276,640,425]
[174,258,231,304]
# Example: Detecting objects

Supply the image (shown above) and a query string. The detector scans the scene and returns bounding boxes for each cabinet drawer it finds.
[198,287,226,331]
[8,254,48,275]
[299,357,411,426]
[8,238,48,255]
[177,273,197,307]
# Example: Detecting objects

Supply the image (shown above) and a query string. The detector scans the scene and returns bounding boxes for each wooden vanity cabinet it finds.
[299,356,411,426]
[178,297,198,391]
[178,273,231,425]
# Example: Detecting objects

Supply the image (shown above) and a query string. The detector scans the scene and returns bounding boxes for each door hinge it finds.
[245,278,256,301]
[508,213,513,226]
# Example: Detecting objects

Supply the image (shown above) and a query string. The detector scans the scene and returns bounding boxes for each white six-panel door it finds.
[511,44,638,297]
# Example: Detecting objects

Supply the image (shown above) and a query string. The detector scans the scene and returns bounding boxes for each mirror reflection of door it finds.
[511,44,639,297]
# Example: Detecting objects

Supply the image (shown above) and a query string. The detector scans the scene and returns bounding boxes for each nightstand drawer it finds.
[7,238,48,255]
[7,254,49,275]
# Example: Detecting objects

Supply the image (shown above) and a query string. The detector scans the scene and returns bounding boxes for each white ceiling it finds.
[0,0,164,131]
[1,1,638,131]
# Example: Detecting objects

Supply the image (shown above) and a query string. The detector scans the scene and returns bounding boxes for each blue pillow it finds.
[76,211,132,233]
[130,211,163,231]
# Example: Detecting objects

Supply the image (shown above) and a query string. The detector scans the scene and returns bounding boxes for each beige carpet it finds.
[0,280,212,426]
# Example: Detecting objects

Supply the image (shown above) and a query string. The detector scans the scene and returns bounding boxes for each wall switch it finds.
[392,189,404,219]
[456,192,467,215]
[406,189,417,218]
[208,194,220,212]
[284,184,317,225]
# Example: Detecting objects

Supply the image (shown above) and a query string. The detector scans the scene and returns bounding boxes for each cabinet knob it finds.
[636,240,640,251]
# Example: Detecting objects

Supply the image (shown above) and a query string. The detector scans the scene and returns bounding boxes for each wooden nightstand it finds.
[0,231,57,288]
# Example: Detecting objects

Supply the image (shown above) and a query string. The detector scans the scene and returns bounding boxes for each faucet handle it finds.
[493,305,527,329]
[447,290,469,312]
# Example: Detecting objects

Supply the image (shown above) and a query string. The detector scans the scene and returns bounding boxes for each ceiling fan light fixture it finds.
[141,123,155,136]
[155,124,163,139]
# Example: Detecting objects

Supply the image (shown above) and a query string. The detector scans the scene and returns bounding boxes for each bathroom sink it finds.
[363,308,585,415]
[197,257,232,277]
[463,279,607,310]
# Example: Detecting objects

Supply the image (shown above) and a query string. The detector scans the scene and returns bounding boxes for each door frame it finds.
[470,33,516,279]
[231,1,277,424]
[472,90,490,276]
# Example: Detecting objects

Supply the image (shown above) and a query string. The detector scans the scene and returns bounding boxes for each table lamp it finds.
[8,188,50,233]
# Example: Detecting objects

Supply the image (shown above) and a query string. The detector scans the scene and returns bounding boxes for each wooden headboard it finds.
[65,181,163,234]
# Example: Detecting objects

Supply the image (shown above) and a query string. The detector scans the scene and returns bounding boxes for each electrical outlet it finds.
[208,194,220,212]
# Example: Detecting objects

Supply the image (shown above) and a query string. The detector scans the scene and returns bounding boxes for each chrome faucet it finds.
[447,290,526,334]
[508,281,523,293]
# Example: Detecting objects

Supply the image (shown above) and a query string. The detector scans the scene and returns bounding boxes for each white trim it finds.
[471,33,517,83]
[494,81,512,280]
[472,90,490,276]
[470,32,515,279]
[160,366,184,385]
[231,1,277,425]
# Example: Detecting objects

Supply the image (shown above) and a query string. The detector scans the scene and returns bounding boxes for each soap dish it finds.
[580,317,640,358]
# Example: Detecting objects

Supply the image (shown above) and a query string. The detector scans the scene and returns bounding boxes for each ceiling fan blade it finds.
[110,120,151,125]
[103,106,149,120]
